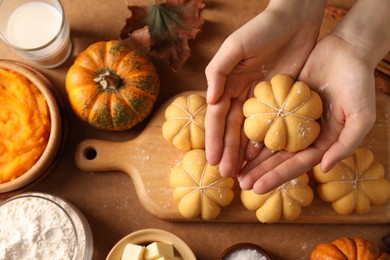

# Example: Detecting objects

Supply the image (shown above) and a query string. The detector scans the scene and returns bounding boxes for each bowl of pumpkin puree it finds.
[0,60,63,195]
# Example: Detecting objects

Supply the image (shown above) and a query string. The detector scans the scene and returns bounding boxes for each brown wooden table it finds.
[1,0,388,259]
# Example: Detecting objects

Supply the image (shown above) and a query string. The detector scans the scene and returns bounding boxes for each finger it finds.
[245,141,264,161]
[205,37,244,104]
[251,147,324,194]
[205,95,231,166]
[239,147,276,180]
[236,126,250,174]
[218,98,246,177]
[238,151,294,190]
[320,114,375,172]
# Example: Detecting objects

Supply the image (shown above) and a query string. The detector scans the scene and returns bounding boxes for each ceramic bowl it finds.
[0,60,64,195]
[219,243,272,260]
[106,228,196,260]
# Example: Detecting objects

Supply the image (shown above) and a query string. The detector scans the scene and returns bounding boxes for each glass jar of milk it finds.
[0,0,72,68]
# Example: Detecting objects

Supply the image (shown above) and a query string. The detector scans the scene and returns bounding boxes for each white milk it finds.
[7,1,62,49]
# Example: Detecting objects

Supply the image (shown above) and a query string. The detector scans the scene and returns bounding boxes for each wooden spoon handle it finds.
[74,139,131,172]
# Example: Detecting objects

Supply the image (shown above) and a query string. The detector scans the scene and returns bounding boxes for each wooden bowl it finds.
[0,60,63,195]
[106,228,196,260]
[219,243,272,260]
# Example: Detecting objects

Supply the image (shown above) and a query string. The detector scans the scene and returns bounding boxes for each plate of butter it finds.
[106,228,196,260]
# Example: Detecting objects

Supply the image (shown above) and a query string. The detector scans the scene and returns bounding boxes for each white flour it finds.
[0,195,77,260]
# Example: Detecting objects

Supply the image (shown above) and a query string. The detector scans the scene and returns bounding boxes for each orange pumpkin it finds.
[66,40,159,131]
[311,237,390,260]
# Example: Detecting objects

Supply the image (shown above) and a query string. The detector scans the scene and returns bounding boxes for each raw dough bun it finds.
[243,74,323,152]
[313,146,390,215]
[162,94,206,150]
[170,149,234,220]
[241,173,313,223]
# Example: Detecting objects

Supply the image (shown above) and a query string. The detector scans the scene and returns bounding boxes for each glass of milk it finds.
[0,0,72,68]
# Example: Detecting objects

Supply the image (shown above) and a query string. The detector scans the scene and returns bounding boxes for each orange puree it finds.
[0,68,51,184]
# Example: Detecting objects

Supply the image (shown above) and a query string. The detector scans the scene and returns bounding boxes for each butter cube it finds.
[144,242,174,259]
[121,243,145,260]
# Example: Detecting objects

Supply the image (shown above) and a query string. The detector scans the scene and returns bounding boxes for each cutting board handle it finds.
[74,139,129,172]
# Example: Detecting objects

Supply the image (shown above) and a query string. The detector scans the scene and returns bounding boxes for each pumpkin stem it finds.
[94,70,121,90]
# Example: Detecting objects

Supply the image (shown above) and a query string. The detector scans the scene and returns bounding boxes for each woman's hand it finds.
[237,0,390,194]
[205,0,326,178]
[238,33,377,194]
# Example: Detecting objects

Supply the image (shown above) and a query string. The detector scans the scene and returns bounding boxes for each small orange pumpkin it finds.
[66,40,159,131]
[311,237,390,260]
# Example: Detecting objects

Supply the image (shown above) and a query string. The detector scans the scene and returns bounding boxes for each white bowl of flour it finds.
[0,192,93,260]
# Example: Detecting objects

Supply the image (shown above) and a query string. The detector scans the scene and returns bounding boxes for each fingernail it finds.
[253,182,267,195]
[206,89,214,104]
[239,180,250,190]
[320,161,335,173]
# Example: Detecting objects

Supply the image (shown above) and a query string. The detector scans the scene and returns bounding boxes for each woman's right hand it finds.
[205,0,327,178]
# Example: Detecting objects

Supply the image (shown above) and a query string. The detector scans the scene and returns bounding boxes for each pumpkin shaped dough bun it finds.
[241,173,313,223]
[162,94,206,150]
[313,146,390,215]
[243,74,323,152]
[170,149,234,220]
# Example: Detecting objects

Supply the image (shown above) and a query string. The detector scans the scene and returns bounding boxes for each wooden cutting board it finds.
[74,90,390,223]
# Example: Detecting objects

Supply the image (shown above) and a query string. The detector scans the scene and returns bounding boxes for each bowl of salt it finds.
[220,243,272,260]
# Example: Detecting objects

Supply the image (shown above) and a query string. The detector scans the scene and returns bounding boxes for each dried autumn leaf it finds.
[128,26,153,50]
[120,0,205,71]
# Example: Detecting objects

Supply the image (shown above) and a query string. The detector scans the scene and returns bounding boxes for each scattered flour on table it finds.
[0,196,77,260]
[300,241,309,250]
